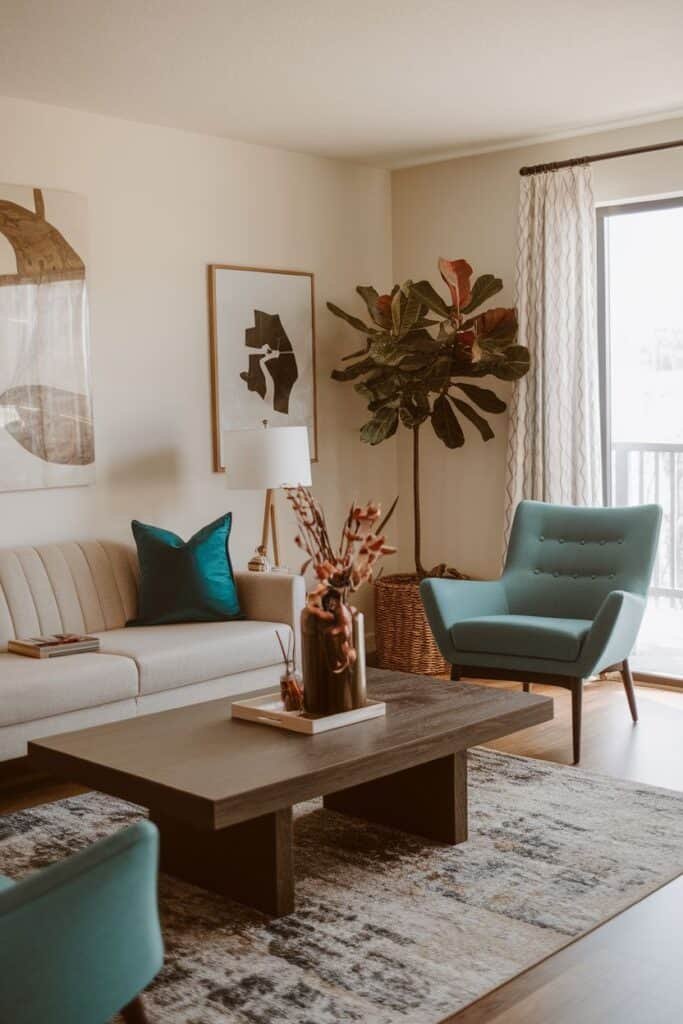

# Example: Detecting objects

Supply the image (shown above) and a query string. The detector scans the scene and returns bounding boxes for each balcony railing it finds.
[612,441,683,601]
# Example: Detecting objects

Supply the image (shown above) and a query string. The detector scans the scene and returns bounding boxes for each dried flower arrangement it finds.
[287,487,397,608]
[286,487,397,712]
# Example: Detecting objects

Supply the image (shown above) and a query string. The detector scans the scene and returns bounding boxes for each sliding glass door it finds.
[598,197,683,680]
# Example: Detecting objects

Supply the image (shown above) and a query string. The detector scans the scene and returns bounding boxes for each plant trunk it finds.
[413,424,425,577]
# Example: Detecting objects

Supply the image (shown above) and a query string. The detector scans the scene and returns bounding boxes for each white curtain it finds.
[504,164,603,540]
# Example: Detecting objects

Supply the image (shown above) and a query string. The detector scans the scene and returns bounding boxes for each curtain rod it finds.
[519,137,683,176]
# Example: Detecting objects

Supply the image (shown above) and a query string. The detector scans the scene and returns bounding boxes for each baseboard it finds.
[633,672,683,691]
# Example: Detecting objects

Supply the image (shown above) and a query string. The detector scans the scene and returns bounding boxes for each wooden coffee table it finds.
[28,669,552,916]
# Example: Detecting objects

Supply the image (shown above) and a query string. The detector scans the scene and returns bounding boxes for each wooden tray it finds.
[231,693,386,734]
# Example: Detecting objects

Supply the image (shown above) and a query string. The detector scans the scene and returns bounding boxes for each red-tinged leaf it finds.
[438,258,473,310]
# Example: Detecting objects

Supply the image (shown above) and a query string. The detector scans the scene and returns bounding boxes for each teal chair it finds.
[421,501,662,763]
[0,820,163,1024]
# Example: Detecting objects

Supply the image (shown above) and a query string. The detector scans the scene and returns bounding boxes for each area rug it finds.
[2,749,682,1024]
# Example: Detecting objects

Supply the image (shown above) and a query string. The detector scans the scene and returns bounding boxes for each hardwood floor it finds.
[1,677,682,1022]
[440,875,683,1024]
[481,676,683,790]
[443,675,683,1023]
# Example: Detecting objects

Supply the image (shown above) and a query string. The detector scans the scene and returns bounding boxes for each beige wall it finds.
[0,96,396,622]
[392,117,683,578]
[2,95,682,618]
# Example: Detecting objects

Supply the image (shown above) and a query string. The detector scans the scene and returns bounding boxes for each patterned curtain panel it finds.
[504,165,603,541]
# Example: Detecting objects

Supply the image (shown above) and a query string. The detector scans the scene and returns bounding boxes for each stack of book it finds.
[8,633,100,659]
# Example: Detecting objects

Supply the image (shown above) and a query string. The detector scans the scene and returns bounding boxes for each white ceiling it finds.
[2,1,682,168]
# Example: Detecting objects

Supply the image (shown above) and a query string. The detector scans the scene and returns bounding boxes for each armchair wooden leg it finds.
[571,680,583,765]
[121,996,149,1024]
[522,682,530,692]
[620,659,639,722]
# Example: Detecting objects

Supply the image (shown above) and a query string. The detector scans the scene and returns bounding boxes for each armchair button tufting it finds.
[539,536,544,542]
[591,574,597,580]
[580,539,586,545]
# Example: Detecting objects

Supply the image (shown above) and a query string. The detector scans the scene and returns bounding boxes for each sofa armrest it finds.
[579,590,646,676]
[420,578,508,663]
[235,571,306,668]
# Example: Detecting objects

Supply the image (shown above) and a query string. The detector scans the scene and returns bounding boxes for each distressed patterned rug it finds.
[2,749,682,1024]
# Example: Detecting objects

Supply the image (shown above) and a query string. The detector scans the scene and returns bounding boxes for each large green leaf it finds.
[397,352,432,373]
[369,336,406,366]
[331,357,375,382]
[431,394,465,449]
[399,392,430,428]
[360,406,399,445]
[401,328,441,352]
[327,301,375,335]
[424,355,452,393]
[452,398,495,440]
[356,372,399,402]
[492,345,530,381]
[356,286,392,329]
[391,290,403,335]
[399,291,422,334]
[454,382,507,413]
[408,280,451,319]
[460,274,503,314]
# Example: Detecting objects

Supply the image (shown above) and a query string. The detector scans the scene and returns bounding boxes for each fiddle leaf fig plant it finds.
[328,258,530,577]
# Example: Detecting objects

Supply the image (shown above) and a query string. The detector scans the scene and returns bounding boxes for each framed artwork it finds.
[208,264,317,470]
[0,183,94,492]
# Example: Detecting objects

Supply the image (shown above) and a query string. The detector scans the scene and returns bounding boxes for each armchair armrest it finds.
[0,821,163,1024]
[579,590,647,676]
[420,578,508,663]
[235,571,306,668]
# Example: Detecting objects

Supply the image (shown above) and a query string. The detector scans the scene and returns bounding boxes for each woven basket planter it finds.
[374,574,448,676]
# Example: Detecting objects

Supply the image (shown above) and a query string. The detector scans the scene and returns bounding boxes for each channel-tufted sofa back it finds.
[503,501,662,620]
[0,542,140,650]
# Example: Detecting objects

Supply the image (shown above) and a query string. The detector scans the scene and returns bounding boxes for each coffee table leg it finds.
[149,806,294,916]
[323,750,468,845]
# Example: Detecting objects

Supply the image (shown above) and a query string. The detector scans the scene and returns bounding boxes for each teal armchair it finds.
[421,501,662,763]
[0,820,163,1024]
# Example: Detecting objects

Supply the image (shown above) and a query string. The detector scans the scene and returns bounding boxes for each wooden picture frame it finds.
[208,264,318,471]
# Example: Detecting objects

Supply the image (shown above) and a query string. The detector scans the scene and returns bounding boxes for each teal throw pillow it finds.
[128,513,242,626]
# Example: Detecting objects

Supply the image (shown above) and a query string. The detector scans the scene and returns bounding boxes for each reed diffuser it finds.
[276,630,303,712]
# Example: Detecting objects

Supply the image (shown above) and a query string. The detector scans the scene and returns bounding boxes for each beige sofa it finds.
[0,540,305,762]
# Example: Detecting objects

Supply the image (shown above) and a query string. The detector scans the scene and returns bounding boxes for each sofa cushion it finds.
[128,514,241,627]
[0,653,138,728]
[451,614,592,663]
[96,620,292,696]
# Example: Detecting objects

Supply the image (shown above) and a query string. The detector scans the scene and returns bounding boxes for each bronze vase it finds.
[301,599,367,716]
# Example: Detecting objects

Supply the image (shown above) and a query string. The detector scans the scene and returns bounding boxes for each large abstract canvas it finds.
[209,265,317,468]
[0,184,94,492]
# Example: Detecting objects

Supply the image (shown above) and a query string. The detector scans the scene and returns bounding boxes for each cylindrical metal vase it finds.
[301,604,367,716]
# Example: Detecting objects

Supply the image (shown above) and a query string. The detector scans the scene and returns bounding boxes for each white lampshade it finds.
[223,425,312,490]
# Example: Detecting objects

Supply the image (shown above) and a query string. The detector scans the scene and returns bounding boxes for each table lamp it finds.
[223,422,312,568]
